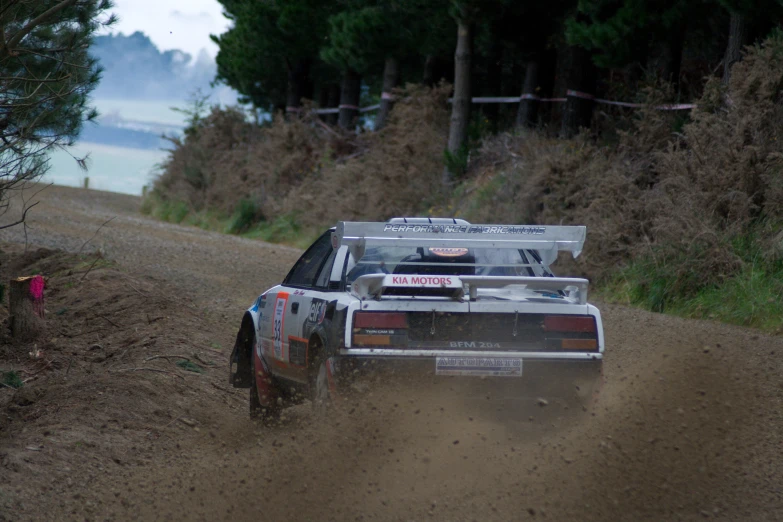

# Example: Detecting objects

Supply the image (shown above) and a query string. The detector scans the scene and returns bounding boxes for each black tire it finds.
[249,338,281,423]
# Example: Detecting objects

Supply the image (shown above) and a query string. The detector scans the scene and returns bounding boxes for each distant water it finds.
[45,142,168,195]
[44,99,185,195]
[91,99,188,126]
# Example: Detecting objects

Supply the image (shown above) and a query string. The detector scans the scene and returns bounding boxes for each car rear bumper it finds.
[332,349,602,385]
[339,348,601,361]
[330,351,604,407]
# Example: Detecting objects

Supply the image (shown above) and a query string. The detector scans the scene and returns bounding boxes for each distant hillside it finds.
[91,31,232,101]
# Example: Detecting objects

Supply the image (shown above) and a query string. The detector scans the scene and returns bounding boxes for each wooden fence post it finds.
[9,275,45,339]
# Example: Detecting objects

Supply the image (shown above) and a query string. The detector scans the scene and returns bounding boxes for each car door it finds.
[273,232,336,382]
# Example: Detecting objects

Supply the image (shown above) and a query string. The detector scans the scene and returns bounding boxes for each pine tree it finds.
[212,0,335,111]
[0,0,115,228]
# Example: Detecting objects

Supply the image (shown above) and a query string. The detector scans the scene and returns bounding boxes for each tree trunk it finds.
[662,24,686,93]
[423,54,435,86]
[516,60,540,128]
[326,83,340,125]
[375,57,400,130]
[338,69,361,130]
[315,84,328,122]
[443,20,472,185]
[9,275,45,339]
[723,12,747,85]
[483,42,503,132]
[285,59,310,118]
[560,44,596,138]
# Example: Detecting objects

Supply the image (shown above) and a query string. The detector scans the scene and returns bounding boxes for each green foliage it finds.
[153,199,191,224]
[176,360,205,374]
[212,0,334,109]
[225,198,262,234]
[602,226,783,332]
[321,1,443,74]
[243,213,307,245]
[2,371,23,389]
[443,146,470,179]
[566,0,710,69]
[171,92,213,140]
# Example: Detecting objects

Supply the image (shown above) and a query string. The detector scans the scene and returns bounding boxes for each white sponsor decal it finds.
[382,224,546,235]
[309,300,326,323]
[273,296,287,360]
[435,356,522,377]
[386,275,462,288]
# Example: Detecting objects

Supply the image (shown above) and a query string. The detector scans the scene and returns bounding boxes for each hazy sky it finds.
[104,0,230,59]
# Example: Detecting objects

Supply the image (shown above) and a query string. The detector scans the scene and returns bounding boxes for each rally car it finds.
[229,218,604,420]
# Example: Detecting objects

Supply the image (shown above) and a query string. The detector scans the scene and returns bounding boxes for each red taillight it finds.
[543,315,596,333]
[353,312,408,329]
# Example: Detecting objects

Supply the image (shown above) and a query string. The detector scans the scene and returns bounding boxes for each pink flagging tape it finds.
[285,106,302,113]
[310,104,379,114]
[309,94,695,115]
[594,98,696,110]
[472,96,526,103]
[595,98,641,108]
[566,89,596,100]
[312,108,339,114]
[653,103,697,110]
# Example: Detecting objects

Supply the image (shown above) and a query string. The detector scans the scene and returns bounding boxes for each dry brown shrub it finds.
[151,102,350,221]
[150,85,450,228]
[457,33,783,286]
[281,83,451,226]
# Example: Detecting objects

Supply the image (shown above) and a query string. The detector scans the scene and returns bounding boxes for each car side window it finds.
[314,247,338,289]
[284,232,333,288]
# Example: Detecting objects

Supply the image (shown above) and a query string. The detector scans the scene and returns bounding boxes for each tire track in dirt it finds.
[0,186,781,521]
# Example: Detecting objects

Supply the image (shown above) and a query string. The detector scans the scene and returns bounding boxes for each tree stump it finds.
[9,275,45,339]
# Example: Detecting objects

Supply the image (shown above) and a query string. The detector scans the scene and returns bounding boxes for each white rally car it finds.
[229,218,604,420]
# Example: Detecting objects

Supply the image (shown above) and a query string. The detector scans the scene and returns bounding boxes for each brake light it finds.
[354,312,407,329]
[543,315,596,333]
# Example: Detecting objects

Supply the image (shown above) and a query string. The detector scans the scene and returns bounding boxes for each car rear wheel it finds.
[250,338,281,423]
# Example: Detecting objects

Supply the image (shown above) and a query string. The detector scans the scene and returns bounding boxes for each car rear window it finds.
[345,246,552,284]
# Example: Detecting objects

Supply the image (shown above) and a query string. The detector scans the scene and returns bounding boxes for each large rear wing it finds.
[332,221,586,265]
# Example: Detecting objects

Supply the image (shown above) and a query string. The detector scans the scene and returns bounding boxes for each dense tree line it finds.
[211,0,783,181]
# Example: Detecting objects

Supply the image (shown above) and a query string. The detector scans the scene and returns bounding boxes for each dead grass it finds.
[145,84,451,232]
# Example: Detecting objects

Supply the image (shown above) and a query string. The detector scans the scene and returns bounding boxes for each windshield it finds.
[345,245,553,284]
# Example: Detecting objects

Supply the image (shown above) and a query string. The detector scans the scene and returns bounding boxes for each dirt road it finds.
[0,185,781,521]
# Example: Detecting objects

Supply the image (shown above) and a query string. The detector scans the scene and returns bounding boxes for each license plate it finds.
[435,356,522,377]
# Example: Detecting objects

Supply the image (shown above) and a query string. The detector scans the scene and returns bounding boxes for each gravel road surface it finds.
[0,185,780,522]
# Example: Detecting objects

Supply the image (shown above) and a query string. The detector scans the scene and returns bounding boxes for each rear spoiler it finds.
[351,274,589,304]
[333,221,586,265]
